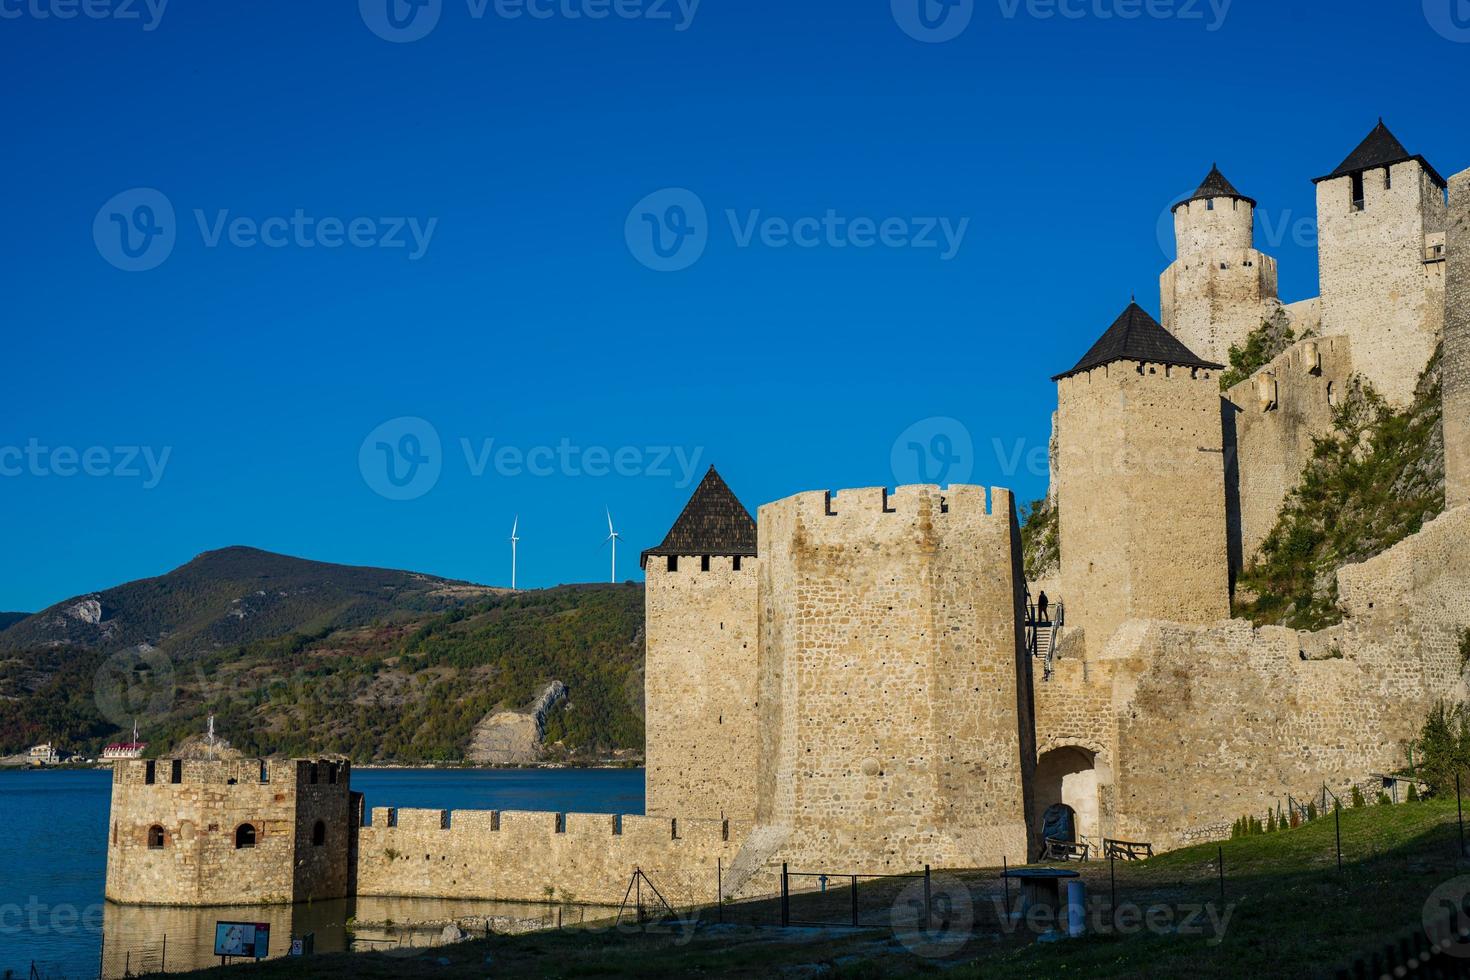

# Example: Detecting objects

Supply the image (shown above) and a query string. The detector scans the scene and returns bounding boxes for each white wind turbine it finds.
[604,507,622,584]
[509,516,520,590]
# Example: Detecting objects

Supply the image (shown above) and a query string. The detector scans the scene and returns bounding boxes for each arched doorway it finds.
[1034,746,1107,850]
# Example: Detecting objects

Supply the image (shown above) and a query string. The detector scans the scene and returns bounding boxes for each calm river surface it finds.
[0,767,644,979]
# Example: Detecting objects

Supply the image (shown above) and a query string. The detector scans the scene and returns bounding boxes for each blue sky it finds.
[3,0,1468,610]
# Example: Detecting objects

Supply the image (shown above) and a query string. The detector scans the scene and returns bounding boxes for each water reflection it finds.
[99,897,594,976]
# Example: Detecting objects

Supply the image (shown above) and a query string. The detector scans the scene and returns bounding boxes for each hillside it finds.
[0,613,27,632]
[0,546,496,655]
[0,550,645,762]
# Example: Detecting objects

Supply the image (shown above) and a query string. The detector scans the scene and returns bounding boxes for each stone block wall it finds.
[755,484,1033,872]
[1226,334,1354,569]
[355,808,756,907]
[1317,160,1447,406]
[1056,360,1231,652]
[106,759,351,906]
[1446,170,1470,509]
[643,554,759,822]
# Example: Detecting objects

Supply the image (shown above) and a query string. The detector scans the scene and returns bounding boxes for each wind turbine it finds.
[605,507,622,584]
[509,516,520,590]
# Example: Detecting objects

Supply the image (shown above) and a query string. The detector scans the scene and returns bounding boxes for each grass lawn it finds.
[168,799,1470,979]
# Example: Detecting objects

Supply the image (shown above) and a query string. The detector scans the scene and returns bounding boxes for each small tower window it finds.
[701,555,711,572]
[666,555,678,572]
[733,556,742,571]
[1384,167,1392,190]
[171,760,182,784]
[148,825,166,849]
[1206,199,1215,211]
[1351,172,1365,212]
[312,820,326,847]
[309,764,319,785]
[235,823,257,849]
[144,761,156,785]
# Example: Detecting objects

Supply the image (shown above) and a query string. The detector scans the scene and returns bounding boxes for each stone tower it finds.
[1054,303,1232,652]
[1161,165,1281,365]
[106,758,353,906]
[641,466,760,822]
[755,484,1034,871]
[1447,169,1470,510]
[1315,120,1448,405]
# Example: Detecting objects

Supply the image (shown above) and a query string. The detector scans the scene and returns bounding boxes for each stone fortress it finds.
[106,121,1470,911]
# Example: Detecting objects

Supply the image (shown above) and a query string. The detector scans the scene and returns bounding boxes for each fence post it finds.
[923,866,932,928]
[162,933,167,972]
[717,858,723,924]
[1459,774,1465,861]
[1335,804,1342,871]
[1002,856,1011,918]
[851,875,859,928]
[780,863,790,927]
[1217,845,1225,905]
[1109,851,1116,931]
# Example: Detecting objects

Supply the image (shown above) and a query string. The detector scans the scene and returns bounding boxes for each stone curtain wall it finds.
[1446,170,1470,509]
[355,809,756,907]
[1056,361,1232,653]
[1226,335,1354,568]
[106,759,351,906]
[1317,161,1447,406]
[755,485,1032,872]
[1161,196,1281,366]
[643,554,760,822]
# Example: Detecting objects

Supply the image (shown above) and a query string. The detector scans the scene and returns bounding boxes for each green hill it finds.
[0,549,645,762]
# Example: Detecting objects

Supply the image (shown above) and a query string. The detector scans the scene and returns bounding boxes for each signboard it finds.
[214,921,270,959]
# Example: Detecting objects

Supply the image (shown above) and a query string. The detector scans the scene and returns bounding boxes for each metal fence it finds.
[779,863,932,929]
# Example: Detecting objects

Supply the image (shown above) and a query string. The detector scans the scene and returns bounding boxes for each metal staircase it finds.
[1024,596,1064,682]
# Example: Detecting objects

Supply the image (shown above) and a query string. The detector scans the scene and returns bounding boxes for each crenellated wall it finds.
[643,554,759,822]
[1225,334,1354,569]
[355,808,758,907]
[755,484,1034,872]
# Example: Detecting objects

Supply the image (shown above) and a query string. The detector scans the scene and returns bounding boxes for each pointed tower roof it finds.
[1171,163,1257,212]
[639,466,758,567]
[1313,119,1445,187]
[1052,302,1223,381]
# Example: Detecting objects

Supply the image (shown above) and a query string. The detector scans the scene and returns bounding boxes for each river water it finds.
[0,767,644,979]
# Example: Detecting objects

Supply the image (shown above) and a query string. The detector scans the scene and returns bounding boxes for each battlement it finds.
[1056,359,1218,389]
[367,806,747,849]
[761,484,1012,529]
[1173,196,1255,253]
[112,757,349,790]
[643,553,755,578]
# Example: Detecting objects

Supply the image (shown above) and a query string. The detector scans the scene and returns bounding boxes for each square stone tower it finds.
[1054,303,1232,652]
[641,467,760,822]
[1161,165,1281,365]
[755,484,1034,872]
[105,758,353,906]
[1315,120,1448,406]
[1447,169,1470,510]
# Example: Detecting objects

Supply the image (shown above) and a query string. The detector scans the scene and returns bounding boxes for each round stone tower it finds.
[1160,165,1281,365]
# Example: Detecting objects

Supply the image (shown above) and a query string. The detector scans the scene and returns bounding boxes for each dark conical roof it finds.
[1171,164,1257,212]
[1053,302,1223,381]
[1313,119,1445,187]
[640,467,757,567]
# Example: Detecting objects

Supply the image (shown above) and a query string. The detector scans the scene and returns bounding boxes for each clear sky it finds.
[3,0,1468,611]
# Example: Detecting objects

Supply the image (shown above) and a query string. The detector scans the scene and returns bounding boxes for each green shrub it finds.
[1377,791,1393,806]
[1351,785,1366,808]
[1408,783,1420,802]
[1306,802,1318,822]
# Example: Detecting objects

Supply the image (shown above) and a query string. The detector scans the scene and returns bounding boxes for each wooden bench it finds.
[1103,838,1153,861]
[1041,837,1090,862]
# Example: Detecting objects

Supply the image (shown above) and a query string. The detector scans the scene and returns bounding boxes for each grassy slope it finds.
[173,799,1470,979]
[1236,347,1445,629]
